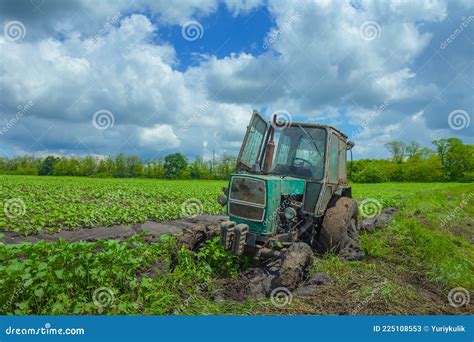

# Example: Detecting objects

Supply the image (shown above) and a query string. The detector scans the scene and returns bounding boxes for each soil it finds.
[214,243,315,301]
[0,215,227,244]
[360,207,398,232]
[1,207,402,304]
[212,207,400,302]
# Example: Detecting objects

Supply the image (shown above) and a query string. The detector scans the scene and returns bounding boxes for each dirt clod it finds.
[179,224,220,251]
[306,272,332,286]
[360,207,398,232]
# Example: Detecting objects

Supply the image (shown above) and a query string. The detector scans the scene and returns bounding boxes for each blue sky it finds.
[157,4,274,71]
[0,0,472,161]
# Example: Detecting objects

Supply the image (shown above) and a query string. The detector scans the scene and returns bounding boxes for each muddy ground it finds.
[210,208,399,302]
[1,209,399,302]
[0,215,228,244]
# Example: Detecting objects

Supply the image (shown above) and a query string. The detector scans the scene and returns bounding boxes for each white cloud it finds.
[140,124,180,148]
[0,0,471,160]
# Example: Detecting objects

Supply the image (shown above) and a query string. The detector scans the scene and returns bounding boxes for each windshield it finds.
[271,126,327,179]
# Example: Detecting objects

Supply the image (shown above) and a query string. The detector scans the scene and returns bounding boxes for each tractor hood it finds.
[226,173,305,235]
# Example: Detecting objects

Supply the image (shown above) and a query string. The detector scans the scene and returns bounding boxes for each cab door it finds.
[236,111,269,171]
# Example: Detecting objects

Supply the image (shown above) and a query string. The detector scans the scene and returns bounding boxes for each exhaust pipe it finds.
[263,124,274,173]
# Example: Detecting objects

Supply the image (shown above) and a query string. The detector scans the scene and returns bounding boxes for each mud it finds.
[179,224,220,250]
[215,242,315,301]
[0,215,227,244]
[293,273,333,297]
[1,208,400,303]
[360,207,398,232]
[213,207,399,302]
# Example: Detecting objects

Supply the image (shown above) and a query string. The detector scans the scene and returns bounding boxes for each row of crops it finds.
[0,175,455,235]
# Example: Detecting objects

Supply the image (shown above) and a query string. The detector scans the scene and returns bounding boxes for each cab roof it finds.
[284,121,349,140]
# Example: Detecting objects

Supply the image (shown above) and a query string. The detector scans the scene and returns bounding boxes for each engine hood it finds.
[226,173,305,235]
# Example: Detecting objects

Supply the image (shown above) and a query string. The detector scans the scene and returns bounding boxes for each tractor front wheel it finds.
[318,197,364,260]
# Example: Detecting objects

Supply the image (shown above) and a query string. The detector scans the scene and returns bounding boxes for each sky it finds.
[0,0,472,161]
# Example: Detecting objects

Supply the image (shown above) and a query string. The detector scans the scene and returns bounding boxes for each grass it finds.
[0,177,473,315]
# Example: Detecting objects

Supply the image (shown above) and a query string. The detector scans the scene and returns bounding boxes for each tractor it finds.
[217,111,362,260]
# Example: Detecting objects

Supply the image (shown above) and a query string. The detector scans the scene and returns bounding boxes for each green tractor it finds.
[217,111,362,260]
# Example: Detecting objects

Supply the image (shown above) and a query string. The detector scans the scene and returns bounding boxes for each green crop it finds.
[0,178,472,315]
[0,176,226,234]
[0,176,460,235]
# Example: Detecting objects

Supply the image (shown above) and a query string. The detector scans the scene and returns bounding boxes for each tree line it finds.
[0,138,472,182]
[350,138,473,182]
[0,153,237,180]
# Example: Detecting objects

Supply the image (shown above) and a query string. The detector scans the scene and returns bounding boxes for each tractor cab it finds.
[218,111,356,257]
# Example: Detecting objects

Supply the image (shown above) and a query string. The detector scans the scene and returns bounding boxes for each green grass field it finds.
[0,176,473,315]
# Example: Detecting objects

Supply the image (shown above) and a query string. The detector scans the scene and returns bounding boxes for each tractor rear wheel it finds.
[318,197,364,260]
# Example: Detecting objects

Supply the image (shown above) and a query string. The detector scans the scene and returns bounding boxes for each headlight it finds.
[217,194,227,206]
[283,207,297,220]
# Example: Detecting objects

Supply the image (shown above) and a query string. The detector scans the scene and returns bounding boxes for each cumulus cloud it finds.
[140,124,180,148]
[0,0,472,160]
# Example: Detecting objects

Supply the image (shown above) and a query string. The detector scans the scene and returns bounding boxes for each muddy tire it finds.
[318,197,364,260]
[273,242,313,291]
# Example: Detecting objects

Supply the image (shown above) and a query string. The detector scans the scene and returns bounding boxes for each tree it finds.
[432,139,449,166]
[405,141,421,158]
[114,154,127,178]
[80,156,97,176]
[444,138,473,181]
[214,154,236,180]
[164,153,188,179]
[432,138,474,181]
[403,155,443,182]
[353,164,389,183]
[126,155,144,178]
[189,155,211,179]
[384,140,405,163]
[39,156,59,175]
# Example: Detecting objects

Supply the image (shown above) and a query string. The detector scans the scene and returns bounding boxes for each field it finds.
[0,176,473,315]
